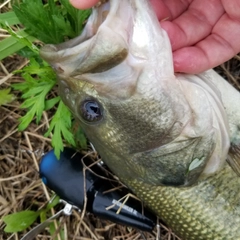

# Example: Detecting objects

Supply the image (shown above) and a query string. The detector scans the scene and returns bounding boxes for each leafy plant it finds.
[0,11,32,60]
[0,0,91,158]
[13,58,56,130]
[3,210,40,233]
[2,195,60,233]
[44,100,76,157]
[12,0,90,44]
[0,89,15,105]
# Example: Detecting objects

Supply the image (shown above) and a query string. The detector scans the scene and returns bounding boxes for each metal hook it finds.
[20,200,79,240]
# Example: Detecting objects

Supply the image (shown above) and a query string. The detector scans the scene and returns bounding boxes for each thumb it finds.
[70,0,99,9]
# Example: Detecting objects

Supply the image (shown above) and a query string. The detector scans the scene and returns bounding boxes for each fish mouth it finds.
[92,0,110,32]
[40,0,173,98]
[40,0,126,56]
[40,0,131,79]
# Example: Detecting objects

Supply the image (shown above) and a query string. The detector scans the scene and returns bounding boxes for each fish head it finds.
[40,0,229,187]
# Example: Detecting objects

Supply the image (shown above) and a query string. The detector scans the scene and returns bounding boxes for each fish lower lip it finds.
[95,0,109,9]
[94,0,110,28]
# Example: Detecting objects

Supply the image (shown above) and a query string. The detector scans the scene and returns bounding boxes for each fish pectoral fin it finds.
[227,144,240,177]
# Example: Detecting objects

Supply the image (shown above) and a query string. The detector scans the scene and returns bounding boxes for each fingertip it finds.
[173,48,209,74]
[173,51,188,73]
[149,0,172,21]
[70,0,99,9]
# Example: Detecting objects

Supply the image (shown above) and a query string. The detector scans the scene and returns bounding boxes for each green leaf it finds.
[45,101,76,159]
[0,11,21,26]
[39,210,47,223]
[0,12,35,59]
[60,0,91,34]
[3,210,39,233]
[0,89,15,105]
[0,29,34,61]
[12,58,56,130]
[17,46,40,59]
[45,97,61,111]
[13,0,90,44]
[3,195,60,233]
[40,195,60,222]
[3,23,38,54]
[46,195,60,211]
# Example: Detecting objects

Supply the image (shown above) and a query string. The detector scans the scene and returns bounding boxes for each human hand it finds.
[70,0,240,74]
[70,0,98,9]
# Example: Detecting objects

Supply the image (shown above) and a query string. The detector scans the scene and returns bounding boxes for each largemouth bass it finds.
[40,0,240,239]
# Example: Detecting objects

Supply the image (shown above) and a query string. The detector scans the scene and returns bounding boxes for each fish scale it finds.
[126,165,240,239]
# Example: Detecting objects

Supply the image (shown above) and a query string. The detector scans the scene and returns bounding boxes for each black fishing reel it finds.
[40,147,156,231]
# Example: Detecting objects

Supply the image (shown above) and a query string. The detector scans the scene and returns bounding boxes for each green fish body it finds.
[40,1,240,239]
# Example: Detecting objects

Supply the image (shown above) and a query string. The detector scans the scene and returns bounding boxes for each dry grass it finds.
[1,1,240,240]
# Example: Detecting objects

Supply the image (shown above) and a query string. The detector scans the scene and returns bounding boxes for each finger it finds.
[150,0,192,21]
[222,0,240,20]
[173,14,240,73]
[161,0,224,51]
[70,0,99,9]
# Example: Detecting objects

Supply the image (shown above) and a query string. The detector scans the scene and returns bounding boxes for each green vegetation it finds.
[3,195,61,234]
[0,88,15,105]
[0,0,90,158]
[0,1,90,235]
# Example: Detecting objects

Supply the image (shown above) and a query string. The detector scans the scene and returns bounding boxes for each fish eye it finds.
[80,99,103,123]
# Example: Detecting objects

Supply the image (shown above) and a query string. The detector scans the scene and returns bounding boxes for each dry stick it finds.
[0,171,31,182]
[33,111,53,134]
[73,151,102,240]
[132,233,143,240]
[0,127,18,142]
[0,60,9,75]
[17,181,42,197]
[81,152,119,184]
[23,132,39,171]
[0,107,22,125]
[23,132,62,240]
[51,216,67,240]
[6,233,15,240]
[43,111,51,129]
[95,223,116,233]
[220,63,239,87]
[73,217,82,240]
[0,34,9,38]
[105,193,139,213]
[64,220,68,240]
[234,55,240,61]
[73,212,99,240]
[74,166,88,240]
[0,0,11,9]
[0,59,29,85]
[24,131,52,143]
